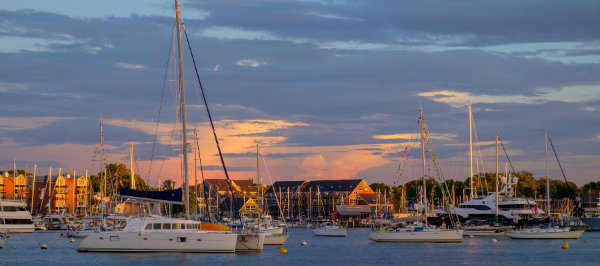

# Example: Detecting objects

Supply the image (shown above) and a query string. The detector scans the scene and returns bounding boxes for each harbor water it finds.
[1,228,599,266]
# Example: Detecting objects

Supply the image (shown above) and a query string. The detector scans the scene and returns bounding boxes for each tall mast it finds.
[257,144,262,218]
[130,142,135,189]
[100,118,105,225]
[545,129,550,218]
[495,132,499,224]
[419,106,428,227]
[31,164,37,214]
[468,104,474,199]
[175,0,190,219]
[13,157,16,198]
[193,128,199,217]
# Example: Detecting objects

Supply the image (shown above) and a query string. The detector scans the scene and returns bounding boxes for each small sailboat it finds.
[506,130,584,240]
[369,106,462,243]
[312,223,347,237]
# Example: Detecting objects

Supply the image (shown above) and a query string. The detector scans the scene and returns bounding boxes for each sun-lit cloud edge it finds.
[418,85,600,108]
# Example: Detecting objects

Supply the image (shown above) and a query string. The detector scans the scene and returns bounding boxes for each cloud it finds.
[0,116,79,132]
[418,85,600,108]
[236,59,265,67]
[115,62,144,69]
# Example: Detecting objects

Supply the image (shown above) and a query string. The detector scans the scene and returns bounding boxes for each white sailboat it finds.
[77,0,238,252]
[369,106,462,243]
[311,186,347,237]
[506,130,584,239]
[255,144,289,245]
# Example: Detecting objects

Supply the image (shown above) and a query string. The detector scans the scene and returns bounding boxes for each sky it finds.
[1,0,599,188]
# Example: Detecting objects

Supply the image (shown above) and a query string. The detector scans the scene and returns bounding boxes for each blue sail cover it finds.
[119,188,183,204]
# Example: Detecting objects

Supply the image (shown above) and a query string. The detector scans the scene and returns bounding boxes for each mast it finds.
[495,132,499,224]
[468,104,474,200]
[31,164,37,214]
[175,0,190,219]
[257,144,262,219]
[130,142,135,189]
[47,166,52,214]
[193,128,199,217]
[545,129,550,218]
[12,157,16,198]
[419,106,428,227]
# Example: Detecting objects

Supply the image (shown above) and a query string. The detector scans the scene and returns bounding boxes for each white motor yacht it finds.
[0,200,35,233]
[77,216,238,252]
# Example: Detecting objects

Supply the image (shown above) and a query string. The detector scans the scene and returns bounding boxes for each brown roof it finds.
[205,179,232,191]
[233,179,257,193]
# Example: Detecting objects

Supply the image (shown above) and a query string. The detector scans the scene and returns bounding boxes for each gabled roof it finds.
[204,179,233,191]
[305,179,363,192]
[268,181,306,194]
[233,179,257,193]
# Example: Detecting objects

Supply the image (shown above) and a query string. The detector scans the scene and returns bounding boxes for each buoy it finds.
[39,242,48,249]
[279,247,288,254]
[491,239,498,243]
[300,241,307,246]
[562,240,569,249]
[469,235,474,238]
[70,237,75,242]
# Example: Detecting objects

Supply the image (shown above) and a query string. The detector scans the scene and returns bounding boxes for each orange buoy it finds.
[279,247,288,254]
[562,240,569,249]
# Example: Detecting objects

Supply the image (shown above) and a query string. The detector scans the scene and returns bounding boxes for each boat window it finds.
[330,186,334,189]
[153,223,161,230]
[163,223,171,230]
[110,236,119,241]
[145,224,152,230]
[174,224,181,229]
[177,237,187,242]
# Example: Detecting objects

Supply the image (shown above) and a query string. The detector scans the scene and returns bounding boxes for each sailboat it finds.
[312,185,346,237]
[77,0,238,252]
[253,144,289,245]
[369,106,462,243]
[506,130,584,239]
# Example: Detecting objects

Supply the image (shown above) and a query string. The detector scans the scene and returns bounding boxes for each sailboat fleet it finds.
[0,0,592,255]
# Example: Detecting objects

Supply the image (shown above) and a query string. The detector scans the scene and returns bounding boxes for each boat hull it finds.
[77,231,238,252]
[0,224,35,233]
[235,233,265,252]
[263,233,289,245]
[506,229,584,239]
[312,227,347,237]
[369,229,463,242]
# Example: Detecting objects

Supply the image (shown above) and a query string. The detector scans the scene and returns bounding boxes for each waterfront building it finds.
[265,179,377,221]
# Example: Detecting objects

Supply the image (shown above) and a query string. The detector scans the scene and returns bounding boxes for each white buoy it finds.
[70,237,75,242]
[39,242,48,249]
[300,240,307,246]
[469,235,474,238]
[491,239,498,242]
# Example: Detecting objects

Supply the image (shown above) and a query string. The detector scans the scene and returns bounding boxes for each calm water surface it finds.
[1,228,598,266]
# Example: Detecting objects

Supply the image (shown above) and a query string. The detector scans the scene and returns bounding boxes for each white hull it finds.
[506,229,584,239]
[312,226,347,237]
[0,224,35,233]
[263,233,289,245]
[68,230,95,238]
[77,231,238,252]
[370,229,463,242]
[235,233,265,252]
